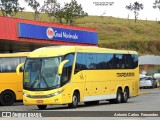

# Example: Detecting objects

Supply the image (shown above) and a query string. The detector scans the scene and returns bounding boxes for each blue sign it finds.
[18,23,98,45]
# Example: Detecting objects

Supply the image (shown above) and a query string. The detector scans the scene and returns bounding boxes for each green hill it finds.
[1,11,160,55]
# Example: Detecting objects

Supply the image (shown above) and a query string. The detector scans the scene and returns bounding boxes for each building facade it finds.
[0,16,98,53]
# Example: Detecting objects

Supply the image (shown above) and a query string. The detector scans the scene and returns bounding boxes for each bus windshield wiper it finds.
[30,72,40,89]
[30,73,49,89]
[41,75,49,88]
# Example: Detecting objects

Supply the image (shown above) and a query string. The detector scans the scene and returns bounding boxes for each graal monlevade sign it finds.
[18,23,98,45]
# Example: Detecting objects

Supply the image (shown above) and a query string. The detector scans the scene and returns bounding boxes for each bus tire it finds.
[109,88,122,104]
[0,90,15,106]
[84,101,99,106]
[68,92,79,108]
[37,105,47,110]
[122,88,129,103]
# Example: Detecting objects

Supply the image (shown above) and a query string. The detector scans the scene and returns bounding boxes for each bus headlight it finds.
[23,93,30,97]
[49,89,64,97]
[23,89,64,98]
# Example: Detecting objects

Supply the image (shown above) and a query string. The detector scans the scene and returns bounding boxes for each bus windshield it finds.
[23,57,61,91]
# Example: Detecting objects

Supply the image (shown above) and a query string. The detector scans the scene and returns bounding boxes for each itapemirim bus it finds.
[0,52,28,105]
[17,46,139,110]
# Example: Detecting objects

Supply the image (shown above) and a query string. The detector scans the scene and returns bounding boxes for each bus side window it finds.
[10,58,20,72]
[126,54,138,69]
[96,53,106,69]
[20,57,26,71]
[6,65,12,71]
[61,53,75,85]
[115,54,123,69]
[132,54,138,69]
[0,65,5,72]
[0,58,20,72]
[86,53,96,70]
[105,54,114,69]
[75,53,87,74]
[121,54,126,69]
[124,54,129,69]
[0,59,7,72]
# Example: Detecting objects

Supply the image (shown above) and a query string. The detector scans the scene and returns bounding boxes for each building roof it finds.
[139,55,160,65]
[0,16,97,52]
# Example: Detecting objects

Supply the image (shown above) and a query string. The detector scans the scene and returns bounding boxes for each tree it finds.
[100,11,106,24]
[41,0,63,23]
[153,0,160,10]
[0,0,24,17]
[25,0,40,20]
[126,2,143,23]
[63,0,88,25]
[41,0,88,25]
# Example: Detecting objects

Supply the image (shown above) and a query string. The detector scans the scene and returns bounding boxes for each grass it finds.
[77,16,160,55]
[1,11,160,55]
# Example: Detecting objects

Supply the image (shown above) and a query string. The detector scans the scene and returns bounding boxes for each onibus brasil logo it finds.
[46,27,54,39]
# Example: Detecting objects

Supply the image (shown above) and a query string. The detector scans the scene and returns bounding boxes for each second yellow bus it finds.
[0,52,28,105]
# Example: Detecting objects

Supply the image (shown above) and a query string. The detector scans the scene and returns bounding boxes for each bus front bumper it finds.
[23,94,63,105]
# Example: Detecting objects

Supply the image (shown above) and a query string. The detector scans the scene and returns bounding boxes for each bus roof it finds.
[0,52,29,57]
[28,46,137,58]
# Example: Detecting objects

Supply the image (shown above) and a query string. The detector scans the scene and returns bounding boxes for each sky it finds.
[20,0,160,21]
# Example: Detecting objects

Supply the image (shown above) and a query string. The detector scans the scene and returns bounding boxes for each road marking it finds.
[139,92,150,95]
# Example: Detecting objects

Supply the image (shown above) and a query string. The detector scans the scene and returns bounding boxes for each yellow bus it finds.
[18,46,139,110]
[0,52,28,106]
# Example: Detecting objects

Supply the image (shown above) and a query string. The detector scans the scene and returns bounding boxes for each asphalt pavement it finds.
[0,87,160,119]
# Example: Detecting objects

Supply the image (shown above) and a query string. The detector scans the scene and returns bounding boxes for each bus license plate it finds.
[37,100,43,104]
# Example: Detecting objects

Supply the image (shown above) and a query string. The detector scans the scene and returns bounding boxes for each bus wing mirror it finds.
[58,60,69,75]
[16,63,24,75]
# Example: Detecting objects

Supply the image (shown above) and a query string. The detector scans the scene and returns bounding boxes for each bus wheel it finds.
[122,88,129,103]
[84,101,99,106]
[109,88,122,104]
[68,92,79,108]
[37,105,47,110]
[0,90,15,106]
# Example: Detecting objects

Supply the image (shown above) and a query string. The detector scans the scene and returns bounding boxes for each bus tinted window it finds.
[96,54,106,69]
[0,58,20,72]
[75,53,87,73]
[61,53,75,85]
[123,54,138,69]
[115,54,123,69]
[20,57,26,71]
[132,54,138,68]
[86,53,96,69]
[20,57,26,63]
[75,53,138,73]
[105,54,114,69]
